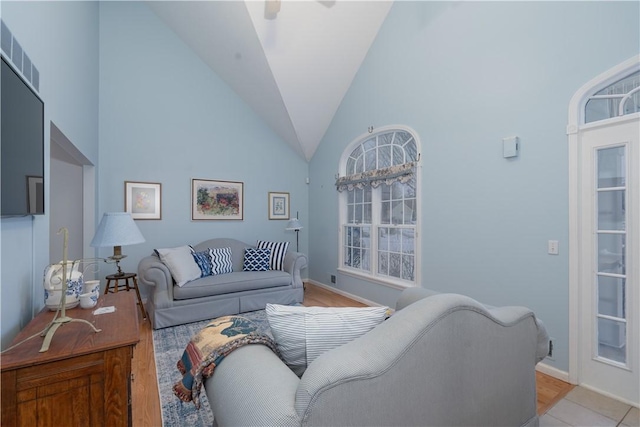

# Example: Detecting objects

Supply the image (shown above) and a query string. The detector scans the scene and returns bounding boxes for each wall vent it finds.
[11,38,23,70]
[1,19,40,92]
[1,20,12,55]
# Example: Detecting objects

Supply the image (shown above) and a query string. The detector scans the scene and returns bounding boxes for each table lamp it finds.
[285,213,303,252]
[91,212,145,276]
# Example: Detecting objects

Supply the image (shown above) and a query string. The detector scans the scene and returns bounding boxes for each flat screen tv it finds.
[1,54,45,217]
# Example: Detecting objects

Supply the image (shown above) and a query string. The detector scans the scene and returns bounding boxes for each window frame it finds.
[337,125,421,289]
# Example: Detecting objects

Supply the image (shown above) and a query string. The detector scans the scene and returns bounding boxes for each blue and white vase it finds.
[43,261,83,310]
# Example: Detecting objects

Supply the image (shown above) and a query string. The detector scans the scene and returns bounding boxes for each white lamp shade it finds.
[286,218,303,231]
[90,212,145,247]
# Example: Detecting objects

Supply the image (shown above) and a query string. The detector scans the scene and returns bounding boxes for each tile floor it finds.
[540,387,639,427]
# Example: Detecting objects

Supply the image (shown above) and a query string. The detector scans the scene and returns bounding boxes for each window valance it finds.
[335,161,418,192]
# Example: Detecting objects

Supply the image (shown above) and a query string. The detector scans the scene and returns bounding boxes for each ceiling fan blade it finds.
[264,0,334,20]
[264,0,281,20]
[317,0,336,8]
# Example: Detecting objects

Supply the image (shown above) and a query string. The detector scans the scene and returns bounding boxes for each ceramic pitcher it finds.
[43,261,83,310]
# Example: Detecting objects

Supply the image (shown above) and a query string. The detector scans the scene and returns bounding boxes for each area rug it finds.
[153,309,273,427]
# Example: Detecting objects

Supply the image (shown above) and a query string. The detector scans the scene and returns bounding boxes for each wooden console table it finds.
[1,292,139,427]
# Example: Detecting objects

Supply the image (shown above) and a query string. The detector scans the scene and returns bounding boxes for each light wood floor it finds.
[131,283,572,426]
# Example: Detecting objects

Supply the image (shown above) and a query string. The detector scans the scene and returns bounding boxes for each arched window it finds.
[336,126,420,287]
[585,70,640,123]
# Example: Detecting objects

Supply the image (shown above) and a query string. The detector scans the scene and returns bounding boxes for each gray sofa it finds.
[205,287,549,426]
[137,238,307,329]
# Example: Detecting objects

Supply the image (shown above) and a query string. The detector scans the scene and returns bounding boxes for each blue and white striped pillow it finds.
[265,304,389,375]
[256,240,289,270]
[209,247,233,275]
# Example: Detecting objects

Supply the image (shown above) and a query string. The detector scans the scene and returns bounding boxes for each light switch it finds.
[503,136,519,158]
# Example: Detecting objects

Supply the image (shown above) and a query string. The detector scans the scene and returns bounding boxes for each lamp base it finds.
[108,254,127,277]
[112,266,126,277]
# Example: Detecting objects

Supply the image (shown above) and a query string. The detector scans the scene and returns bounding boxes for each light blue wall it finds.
[308,1,640,372]
[98,2,309,284]
[0,1,99,349]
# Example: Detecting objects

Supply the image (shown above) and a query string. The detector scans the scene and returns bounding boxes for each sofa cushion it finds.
[209,247,233,275]
[173,270,291,300]
[256,240,289,270]
[243,248,271,272]
[265,304,389,375]
[156,245,202,287]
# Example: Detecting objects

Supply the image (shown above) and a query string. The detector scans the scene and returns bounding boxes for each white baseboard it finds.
[536,362,571,383]
[306,279,382,308]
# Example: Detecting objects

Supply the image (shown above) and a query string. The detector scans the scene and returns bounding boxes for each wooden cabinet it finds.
[1,292,139,427]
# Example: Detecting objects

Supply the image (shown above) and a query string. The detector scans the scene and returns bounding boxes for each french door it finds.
[578,116,639,405]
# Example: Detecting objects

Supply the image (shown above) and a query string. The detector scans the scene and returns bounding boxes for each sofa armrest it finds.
[205,345,301,427]
[283,250,308,289]
[137,254,174,309]
[483,305,549,364]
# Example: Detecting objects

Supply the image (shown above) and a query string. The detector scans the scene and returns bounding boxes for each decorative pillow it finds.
[265,304,389,376]
[243,248,271,272]
[155,246,202,287]
[191,249,214,277]
[209,247,233,275]
[256,240,289,270]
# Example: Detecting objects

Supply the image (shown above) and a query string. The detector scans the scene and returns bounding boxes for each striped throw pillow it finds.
[256,240,289,270]
[209,247,233,275]
[265,304,389,376]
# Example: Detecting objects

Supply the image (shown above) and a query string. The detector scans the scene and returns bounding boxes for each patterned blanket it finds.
[173,315,280,409]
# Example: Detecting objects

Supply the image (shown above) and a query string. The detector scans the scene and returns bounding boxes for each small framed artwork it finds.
[124,181,162,220]
[192,179,244,220]
[268,191,290,220]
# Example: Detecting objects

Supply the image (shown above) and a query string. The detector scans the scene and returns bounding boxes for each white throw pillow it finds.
[156,245,202,287]
[265,304,389,376]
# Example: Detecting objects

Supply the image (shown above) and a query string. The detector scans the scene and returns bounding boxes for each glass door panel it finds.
[596,145,628,365]
[597,318,627,364]
[598,276,626,318]
[597,146,626,188]
[597,190,625,230]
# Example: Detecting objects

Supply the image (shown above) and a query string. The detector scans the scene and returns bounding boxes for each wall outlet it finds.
[331,274,336,283]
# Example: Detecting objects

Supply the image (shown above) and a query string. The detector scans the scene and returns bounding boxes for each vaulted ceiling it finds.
[146,1,393,161]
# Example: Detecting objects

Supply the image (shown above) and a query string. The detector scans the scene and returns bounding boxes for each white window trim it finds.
[337,125,422,289]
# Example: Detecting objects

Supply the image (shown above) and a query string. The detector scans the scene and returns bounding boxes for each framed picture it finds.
[268,191,290,220]
[124,181,162,220]
[192,179,244,220]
